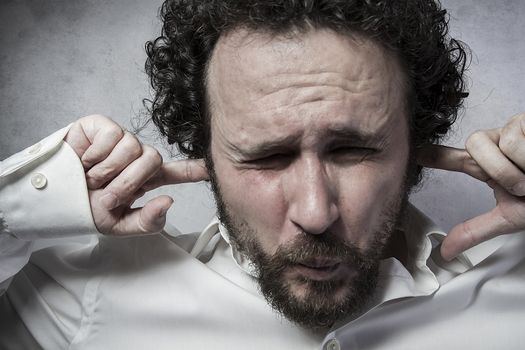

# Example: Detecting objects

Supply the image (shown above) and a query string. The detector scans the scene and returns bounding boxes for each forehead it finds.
[206,27,408,147]
[209,27,399,85]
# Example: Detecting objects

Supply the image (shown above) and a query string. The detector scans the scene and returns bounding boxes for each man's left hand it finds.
[417,113,525,261]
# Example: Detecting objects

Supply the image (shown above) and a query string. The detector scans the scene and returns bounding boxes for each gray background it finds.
[1,0,524,234]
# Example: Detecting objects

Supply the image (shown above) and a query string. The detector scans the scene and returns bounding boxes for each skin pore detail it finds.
[205,27,412,329]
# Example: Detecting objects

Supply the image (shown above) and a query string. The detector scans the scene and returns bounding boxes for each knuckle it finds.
[94,166,114,180]
[87,114,117,128]
[119,177,136,193]
[510,113,525,123]
[491,165,509,182]
[111,125,125,140]
[84,114,107,121]
[465,130,485,150]
[108,180,135,203]
[80,114,107,123]
[123,133,143,158]
[142,145,163,167]
[499,208,519,232]
[87,170,104,182]
[504,114,525,137]
[83,147,103,161]
[130,146,143,160]
[460,221,479,247]
[498,132,518,155]
[96,117,123,137]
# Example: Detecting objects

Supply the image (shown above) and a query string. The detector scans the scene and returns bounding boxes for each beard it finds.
[205,156,412,330]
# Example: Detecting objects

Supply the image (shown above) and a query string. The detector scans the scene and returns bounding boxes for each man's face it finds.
[206,28,411,329]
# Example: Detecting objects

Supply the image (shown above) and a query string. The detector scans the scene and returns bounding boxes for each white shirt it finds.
[0,127,524,350]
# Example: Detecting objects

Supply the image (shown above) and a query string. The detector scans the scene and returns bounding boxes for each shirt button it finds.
[325,338,341,350]
[31,173,47,189]
[28,143,42,155]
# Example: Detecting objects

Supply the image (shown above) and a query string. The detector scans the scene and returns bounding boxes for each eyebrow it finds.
[231,133,301,159]
[232,126,387,159]
[324,127,387,146]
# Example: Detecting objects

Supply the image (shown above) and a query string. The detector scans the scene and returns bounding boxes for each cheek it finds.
[336,158,408,245]
[340,171,400,223]
[214,165,288,245]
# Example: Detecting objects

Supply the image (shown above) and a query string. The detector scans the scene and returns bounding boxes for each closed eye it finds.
[330,146,377,162]
[331,146,374,154]
[243,153,294,169]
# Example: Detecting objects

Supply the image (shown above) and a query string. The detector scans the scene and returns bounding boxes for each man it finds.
[1,0,524,349]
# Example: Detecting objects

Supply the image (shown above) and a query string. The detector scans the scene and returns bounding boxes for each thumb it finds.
[113,195,174,235]
[137,196,174,234]
[441,207,513,261]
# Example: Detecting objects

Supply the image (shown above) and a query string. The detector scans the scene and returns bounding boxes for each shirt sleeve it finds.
[0,125,98,292]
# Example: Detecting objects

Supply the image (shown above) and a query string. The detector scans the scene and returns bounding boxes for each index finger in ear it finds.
[143,159,209,190]
[416,144,490,182]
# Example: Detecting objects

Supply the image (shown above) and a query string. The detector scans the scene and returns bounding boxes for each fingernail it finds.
[159,206,171,218]
[511,181,525,196]
[100,193,118,210]
[159,199,174,218]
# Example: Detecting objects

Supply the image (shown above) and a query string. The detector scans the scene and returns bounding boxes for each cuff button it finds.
[28,142,42,155]
[31,173,47,189]
[325,339,341,350]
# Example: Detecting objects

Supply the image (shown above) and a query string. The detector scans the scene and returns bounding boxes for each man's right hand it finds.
[64,115,209,236]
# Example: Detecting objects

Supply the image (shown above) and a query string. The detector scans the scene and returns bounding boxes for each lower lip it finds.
[293,263,343,280]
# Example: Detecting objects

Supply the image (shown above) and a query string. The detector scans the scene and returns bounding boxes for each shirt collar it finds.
[193,203,505,303]
[212,203,443,292]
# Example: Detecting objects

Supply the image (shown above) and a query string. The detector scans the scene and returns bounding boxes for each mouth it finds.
[293,259,343,280]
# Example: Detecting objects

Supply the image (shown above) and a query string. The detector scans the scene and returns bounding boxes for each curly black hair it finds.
[144,0,469,161]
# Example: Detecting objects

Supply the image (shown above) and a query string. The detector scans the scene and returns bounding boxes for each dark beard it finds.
[236,222,393,330]
[205,156,411,330]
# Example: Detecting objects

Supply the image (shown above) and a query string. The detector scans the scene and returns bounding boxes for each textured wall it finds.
[1,0,524,233]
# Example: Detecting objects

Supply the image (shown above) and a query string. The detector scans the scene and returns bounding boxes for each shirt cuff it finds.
[0,125,98,241]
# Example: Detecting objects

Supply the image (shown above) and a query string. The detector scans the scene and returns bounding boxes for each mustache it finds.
[268,232,374,268]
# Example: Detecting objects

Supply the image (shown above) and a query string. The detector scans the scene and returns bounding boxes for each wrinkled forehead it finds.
[206,27,407,104]
[207,29,408,148]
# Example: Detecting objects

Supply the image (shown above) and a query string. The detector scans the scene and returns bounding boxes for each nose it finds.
[285,157,340,234]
